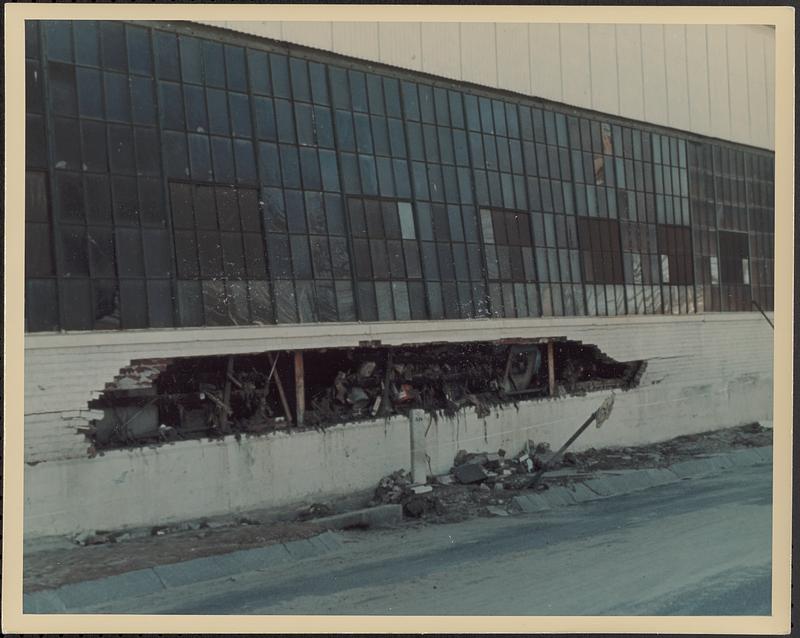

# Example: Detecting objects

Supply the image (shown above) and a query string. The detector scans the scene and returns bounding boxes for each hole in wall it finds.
[86,339,645,452]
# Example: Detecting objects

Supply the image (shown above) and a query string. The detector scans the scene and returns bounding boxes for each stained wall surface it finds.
[197,21,775,150]
[24,313,773,537]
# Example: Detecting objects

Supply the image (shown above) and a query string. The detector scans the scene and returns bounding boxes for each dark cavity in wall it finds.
[86,339,645,452]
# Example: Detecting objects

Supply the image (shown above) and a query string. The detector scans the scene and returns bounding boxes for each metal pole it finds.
[527,394,615,491]
[527,411,598,490]
[751,299,774,329]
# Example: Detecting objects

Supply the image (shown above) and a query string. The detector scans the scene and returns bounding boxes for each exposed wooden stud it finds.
[294,350,305,427]
[266,352,292,425]
[547,340,556,397]
[221,356,234,432]
[380,349,394,416]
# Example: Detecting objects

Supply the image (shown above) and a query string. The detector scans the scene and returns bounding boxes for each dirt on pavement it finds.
[23,422,771,593]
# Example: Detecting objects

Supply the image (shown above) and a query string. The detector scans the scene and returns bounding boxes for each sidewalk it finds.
[24,428,772,613]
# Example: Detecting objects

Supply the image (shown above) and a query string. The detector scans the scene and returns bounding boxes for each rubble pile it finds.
[370,469,414,505]
[367,469,445,518]
[369,441,587,522]
[444,442,585,492]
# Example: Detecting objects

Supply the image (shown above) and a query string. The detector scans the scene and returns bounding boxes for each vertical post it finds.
[409,409,428,485]
[266,353,292,426]
[294,351,305,427]
[547,340,556,397]
[222,356,234,432]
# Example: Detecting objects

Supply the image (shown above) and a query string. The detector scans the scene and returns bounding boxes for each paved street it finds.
[83,462,772,616]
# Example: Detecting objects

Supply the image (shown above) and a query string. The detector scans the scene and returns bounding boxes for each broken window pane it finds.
[310,236,332,279]
[221,232,246,278]
[202,279,230,326]
[660,254,670,284]
[119,279,148,328]
[710,256,719,284]
[174,230,199,278]
[92,279,120,329]
[226,280,250,324]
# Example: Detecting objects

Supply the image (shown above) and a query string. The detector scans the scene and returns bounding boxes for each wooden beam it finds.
[294,351,305,427]
[266,352,292,425]
[547,340,556,397]
[221,356,234,432]
[380,349,394,416]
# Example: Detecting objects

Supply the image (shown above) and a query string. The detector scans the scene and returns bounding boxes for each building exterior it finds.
[23,20,775,538]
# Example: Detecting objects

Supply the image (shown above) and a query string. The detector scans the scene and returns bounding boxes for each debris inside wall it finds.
[86,339,645,452]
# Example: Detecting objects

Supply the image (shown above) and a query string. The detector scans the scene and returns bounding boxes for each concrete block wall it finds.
[24,417,410,538]
[23,313,773,538]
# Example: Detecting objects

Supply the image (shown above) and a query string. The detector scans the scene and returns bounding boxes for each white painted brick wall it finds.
[23,314,773,465]
[22,314,773,537]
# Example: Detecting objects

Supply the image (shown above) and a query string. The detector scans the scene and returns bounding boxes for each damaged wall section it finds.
[86,339,644,452]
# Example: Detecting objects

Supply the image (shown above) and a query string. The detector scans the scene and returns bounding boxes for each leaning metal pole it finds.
[751,299,774,330]
[527,394,615,490]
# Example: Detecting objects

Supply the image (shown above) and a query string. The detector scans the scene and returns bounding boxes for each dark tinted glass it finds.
[130,76,156,125]
[105,72,132,122]
[225,45,247,92]
[154,31,180,80]
[101,22,127,72]
[73,21,99,66]
[49,62,77,115]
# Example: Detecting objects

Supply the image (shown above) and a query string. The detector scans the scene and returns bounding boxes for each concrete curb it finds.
[513,445,772,515]
[313,503,403,530]
[23,530,343,614]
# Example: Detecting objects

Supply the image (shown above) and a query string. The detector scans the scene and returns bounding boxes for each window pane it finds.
[101,22,127,72]
[147,280,174,328]
[154,31,180,80]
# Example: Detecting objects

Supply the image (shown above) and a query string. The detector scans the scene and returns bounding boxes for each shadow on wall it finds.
[85,338,646,454]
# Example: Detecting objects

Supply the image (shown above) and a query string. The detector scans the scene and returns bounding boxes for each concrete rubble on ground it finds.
[366,421,774,522]
[367,439,578,521]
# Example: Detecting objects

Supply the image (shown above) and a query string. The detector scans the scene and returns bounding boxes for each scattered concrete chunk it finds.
[454,463,488,484]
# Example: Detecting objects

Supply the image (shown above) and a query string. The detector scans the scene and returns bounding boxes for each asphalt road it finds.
[87,462,772,616]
